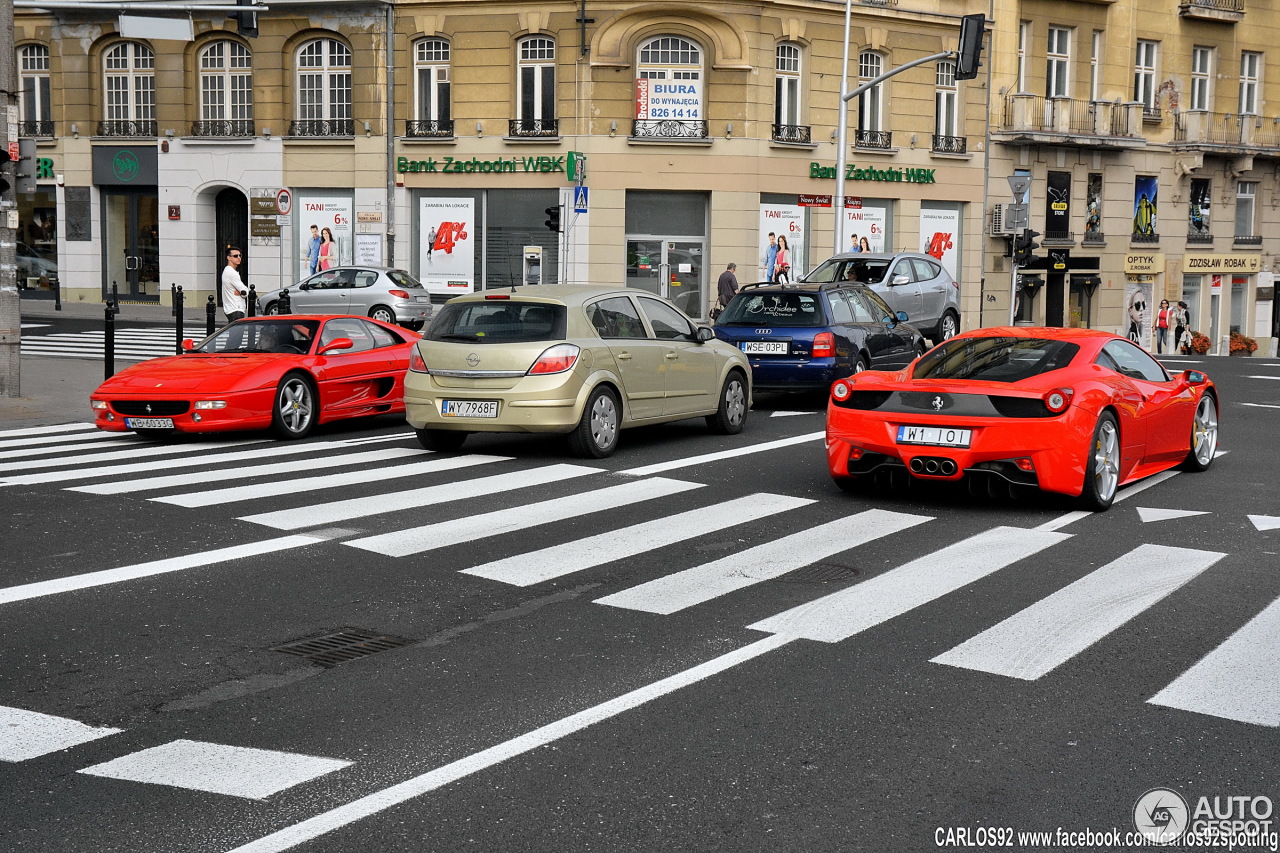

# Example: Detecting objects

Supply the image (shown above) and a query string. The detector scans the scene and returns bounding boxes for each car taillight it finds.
[388,289,410,299]
[832,380,852,401]
[408,348,428,372]
[528,343,580,375]
[813,332,836,358]
[1043,387,1073,413]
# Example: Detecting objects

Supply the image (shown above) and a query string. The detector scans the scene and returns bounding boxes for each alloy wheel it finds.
[278,378,314,435]
[1192,395,1218,466]
[1092,418,1120,503]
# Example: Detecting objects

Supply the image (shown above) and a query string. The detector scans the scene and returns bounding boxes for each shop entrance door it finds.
[103,190,159,302]
[625,238,706,318]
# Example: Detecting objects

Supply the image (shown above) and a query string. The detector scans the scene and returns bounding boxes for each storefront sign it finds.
[397,155,566,175]
[357,211,383,223]
[251,197,279,216]
[1046,171,1071,234]
[1182,254,1260,273]
[250,218,280,237]
[634,78,702,120]
[1125,253,1164,275]
[809,162,937,184]
[797,194,831,207]
[92,145,158,185]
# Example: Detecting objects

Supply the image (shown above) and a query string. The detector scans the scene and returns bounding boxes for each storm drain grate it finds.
[774,563,860,585]
[272,627,414,667]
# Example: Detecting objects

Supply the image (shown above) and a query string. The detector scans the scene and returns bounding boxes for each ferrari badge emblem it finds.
[931,396,945,411]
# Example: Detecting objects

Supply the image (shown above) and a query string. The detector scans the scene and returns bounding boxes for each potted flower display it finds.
[1186,331,1212,355]
[1229,331,1258,357]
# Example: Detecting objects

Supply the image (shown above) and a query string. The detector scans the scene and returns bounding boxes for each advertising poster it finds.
[1189,178,1211,238]
[634,78,703,121]
[419,197,476,294]
[1046,171,1071,235]
[296,195,353,279]
[1125,278,1152,349]
[1085,173,1103,236]
[842,204,887,253]
[919,206,960,281]
[758,204,805,282]
[1133,176,1158,237]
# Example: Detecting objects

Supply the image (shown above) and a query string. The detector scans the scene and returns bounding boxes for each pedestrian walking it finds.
[1174,300,1191,354]
[221,246,247,322]
[713,262,739,320]
[1154,299,1173,354]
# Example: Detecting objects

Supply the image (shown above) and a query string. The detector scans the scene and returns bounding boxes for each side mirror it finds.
[181,338,195,351]
[297,282,310,291]
[318,337,354,355]
[896,311,909,323]
[890,274,911,286]
[1183,369,1208,386]
[695,326,715,343]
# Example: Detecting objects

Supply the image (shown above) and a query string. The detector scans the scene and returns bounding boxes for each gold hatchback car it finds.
[404,285,752,457]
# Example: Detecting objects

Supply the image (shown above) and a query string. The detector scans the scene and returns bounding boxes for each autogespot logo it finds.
[1134,788,1189,844]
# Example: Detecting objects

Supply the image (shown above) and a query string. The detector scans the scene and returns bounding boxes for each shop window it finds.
[773,43,807,143]
[634,36,706,139]
[19,44,52,137]
[197,41,253,137]
[856,51,887,148]
[294,38,352,137]
[513,36,556,137]
[412,38,451,138]
[102,41,155,137]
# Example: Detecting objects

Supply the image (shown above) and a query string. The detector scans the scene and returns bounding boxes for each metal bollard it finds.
[104,283,120,380]
[174,285,185,353]
[171,282,178,317]
[278,287,291,314]
[54,278,61,311]
[247,284,257,317]
[206,295,217,337]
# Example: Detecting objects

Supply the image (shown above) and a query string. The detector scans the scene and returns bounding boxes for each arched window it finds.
[514,36,556,136]
[635,36,705,138]
[857,51,886,147]
[774,43,806,143]
[413,38,451,137]
[19,44,52,136]
[295,38,352,136]
[102,41,155,136]
[198,40,253,137]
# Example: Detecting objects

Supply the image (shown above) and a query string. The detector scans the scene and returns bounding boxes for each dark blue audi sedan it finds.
[713,281,926,392]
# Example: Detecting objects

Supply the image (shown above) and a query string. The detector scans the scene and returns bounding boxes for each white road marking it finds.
[225,634,793,853]
[0,423,97,440]
[155,454,512,509]
[0,536,322,606]
[749,526,1071,642]
[615,432,825,477]
[463,493,812,587]
[1249,515,1280,531]
[1035,469,1187,532]
[769,411,818,418]
[239,463,603,530]
[1247,375,1280,381]
[1148,593,1280,727]
[0,438,267,473]
[1136,507,1211,523]
[1240,403,1280,409]
[596,509,932,615]
[0,435,135,460]
[932,544,1226,680]
[0,706,123,762]
[78,739,351,800]
[71,448,423,495]
[346,477,704,557]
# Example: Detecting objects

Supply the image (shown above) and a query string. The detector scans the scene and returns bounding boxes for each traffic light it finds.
[1013,228,1041,265]
[544,204,562,233]
[0,148,10,195]
[16,138,37,195]
[232,0,258,37]
[955,13,986,81]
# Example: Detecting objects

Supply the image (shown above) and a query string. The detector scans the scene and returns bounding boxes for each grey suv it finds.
[802,251,961,343]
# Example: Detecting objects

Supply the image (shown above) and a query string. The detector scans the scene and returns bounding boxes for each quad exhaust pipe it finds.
[909,456,957,476]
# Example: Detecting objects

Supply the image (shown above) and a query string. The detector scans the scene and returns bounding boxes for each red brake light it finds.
[1043,387,1073,413]
[388,289,410,299]
[485,294,511,300]
[832,380,852,401]
[408,348,428,372]
[528,343,580,375]
[813,332,836,358]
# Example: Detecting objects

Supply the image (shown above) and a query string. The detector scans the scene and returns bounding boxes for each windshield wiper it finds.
[437,333,479,341]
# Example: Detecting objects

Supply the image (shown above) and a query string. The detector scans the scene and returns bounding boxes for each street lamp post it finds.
[833,0,854,255]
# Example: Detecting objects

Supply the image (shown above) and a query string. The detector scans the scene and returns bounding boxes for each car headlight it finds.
[90,399,108,410]
[194,400,227,410]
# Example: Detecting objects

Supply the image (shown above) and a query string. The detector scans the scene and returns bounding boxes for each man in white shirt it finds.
[222,246,246,321]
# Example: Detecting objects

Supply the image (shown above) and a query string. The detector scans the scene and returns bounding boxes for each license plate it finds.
[414,296,429,303]
[897,425,971,448]
[125,417,175,430]
[441,399,499,418]
[742,341,788,355]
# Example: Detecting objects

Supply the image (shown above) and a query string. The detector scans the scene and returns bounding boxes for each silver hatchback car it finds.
[257,266,433,330]
[803,251,961,343]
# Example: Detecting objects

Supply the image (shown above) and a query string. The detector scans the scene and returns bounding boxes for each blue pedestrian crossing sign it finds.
[573,186,589,214]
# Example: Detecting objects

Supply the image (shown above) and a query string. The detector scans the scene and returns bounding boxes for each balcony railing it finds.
[772,124,811,144]
[931,134,967,154]
[1082,231,1106,244]
[1233,234,1263,245]
[855,129,892,149]
[1183,0,1243,10]
[1043,231,1074,243]
[97,120,157,137]
[1173,111,1247,145]
[288,119,354,137]
[508,118,559,138]
[631,119,709,140]
[190,120,254,138]
[1180,0,1244,20]
[1186,230,1215,244]
[999,94,1142,141]
[19,120,53,137]
[1131,232,1161,244]
[406,119,454,138]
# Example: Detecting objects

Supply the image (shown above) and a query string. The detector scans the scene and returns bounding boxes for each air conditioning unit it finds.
[989,204,1016,236]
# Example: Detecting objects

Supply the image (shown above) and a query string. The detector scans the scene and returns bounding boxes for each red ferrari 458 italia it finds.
[826,327,1219,510]
[91,315,420,440]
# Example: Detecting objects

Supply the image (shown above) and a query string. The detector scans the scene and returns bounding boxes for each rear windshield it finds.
[913,337,1080,382]
[386,270,424,289]
[427,300,566,344]
[718,292,827,327]
[804,258,893,285]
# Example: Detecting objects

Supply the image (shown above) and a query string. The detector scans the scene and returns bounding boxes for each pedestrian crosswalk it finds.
[0,420,1276,805]
[19,327,181,362]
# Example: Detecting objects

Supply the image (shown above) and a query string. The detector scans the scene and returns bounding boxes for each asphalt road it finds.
[1,353,1277,853]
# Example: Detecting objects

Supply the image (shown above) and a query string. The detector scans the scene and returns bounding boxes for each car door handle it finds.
[665,353,679,360]
[616,352,633,361]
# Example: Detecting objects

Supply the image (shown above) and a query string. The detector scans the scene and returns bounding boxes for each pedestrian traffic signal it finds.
[955,14,986,81]
[16,138,37,195]
[544,204,562,233]
[1013,228,1041,265]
